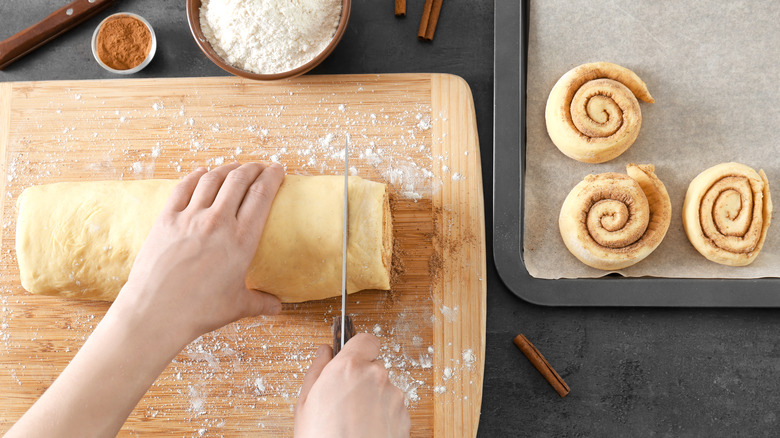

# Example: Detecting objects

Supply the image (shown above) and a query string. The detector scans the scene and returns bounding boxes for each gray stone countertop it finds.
[2,1,777,436]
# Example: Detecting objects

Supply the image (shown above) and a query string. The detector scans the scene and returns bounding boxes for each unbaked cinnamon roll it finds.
[683,163,772,266]
[545,62,654,163]
[559,164,671,270]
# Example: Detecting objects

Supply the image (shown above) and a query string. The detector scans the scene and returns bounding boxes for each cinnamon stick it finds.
[395,0,406,16]
[417,0,433,39]
[513,334,570,398]
[423,0,444,41]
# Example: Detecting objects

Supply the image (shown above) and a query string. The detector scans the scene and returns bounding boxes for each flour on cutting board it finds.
[0,294,10,345]
[135,314,440,433]
[1,84,479,434]
[0,297,473,434]
[4,90,471,205]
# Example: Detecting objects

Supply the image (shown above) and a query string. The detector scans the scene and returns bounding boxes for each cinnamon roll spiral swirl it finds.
[545,62,655,163]
[683,163,772,266]
[559,164,671,270]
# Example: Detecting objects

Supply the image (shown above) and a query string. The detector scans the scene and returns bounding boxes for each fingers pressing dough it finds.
[545,62,654,163]
[682,162,772,266]
[15,175,392,303]
[559,163,671,270]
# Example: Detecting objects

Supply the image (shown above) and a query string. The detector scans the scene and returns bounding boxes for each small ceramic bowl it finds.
[186,0,351,81]
[91,13,157,74]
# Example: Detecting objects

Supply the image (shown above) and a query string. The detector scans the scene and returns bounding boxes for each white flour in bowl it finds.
[199,0,342,74]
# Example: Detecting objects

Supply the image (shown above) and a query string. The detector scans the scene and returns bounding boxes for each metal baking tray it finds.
[492,0,780,307]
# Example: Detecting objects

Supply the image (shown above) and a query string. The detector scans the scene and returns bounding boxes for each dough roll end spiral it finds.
[545,62,654,164]
[559,163,671,270]
[682,162,772,266]
[15,175,393,303]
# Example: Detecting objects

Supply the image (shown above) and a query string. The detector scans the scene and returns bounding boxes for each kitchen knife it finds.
[332,137,354,355]
[0,0,116,70]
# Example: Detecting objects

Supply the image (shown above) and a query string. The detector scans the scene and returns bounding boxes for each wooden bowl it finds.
[186,0,351,81]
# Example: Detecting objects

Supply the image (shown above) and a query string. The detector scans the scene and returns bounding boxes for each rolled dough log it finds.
[16,175,392,303]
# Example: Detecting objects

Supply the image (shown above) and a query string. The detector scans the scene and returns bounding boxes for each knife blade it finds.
[332,137,354,355]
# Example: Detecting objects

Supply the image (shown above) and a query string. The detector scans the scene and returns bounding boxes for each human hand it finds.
[6,162,286,438]
[111,162,285,352]
[294,333,411,438]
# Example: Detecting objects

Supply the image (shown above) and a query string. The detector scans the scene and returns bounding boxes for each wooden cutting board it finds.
[0,73,485,437]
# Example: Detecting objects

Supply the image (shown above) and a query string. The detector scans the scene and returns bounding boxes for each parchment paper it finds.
[524,0,780,279]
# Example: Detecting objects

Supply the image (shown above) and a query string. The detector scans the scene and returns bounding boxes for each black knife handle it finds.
[332,315,354,356]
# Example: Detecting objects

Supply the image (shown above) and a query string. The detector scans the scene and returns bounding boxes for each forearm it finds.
[6,295,184,438]
[7,163,284,437]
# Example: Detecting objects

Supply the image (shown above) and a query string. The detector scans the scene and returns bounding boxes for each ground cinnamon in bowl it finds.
[92,13,156,73]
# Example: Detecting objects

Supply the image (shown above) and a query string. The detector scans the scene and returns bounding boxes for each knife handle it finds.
[0,0,116,70]
[332,315,355,356]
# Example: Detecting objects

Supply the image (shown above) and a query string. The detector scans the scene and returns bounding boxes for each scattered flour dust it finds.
[440,305,459,323]
[163,320,441,433]
[416,115,432,131]
[373,324,434,405]
[462,349,476,367]
[50,100,454,204]
[254,377,266,394]
[200,0,342,74]
[0,84,477,433]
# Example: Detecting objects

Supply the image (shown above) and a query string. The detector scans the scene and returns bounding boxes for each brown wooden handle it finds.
[332,315,355,356]
[0,0,116,70]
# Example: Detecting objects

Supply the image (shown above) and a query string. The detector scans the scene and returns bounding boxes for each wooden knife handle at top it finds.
[0,0,116,70]
[332,315,355,356]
